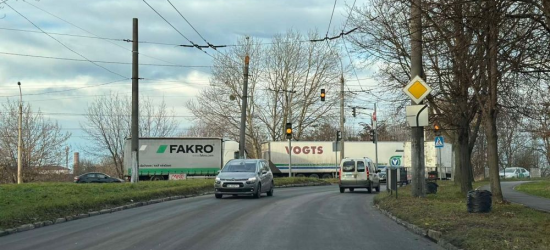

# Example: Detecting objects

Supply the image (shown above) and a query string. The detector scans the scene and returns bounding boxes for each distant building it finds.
[39,166,71,175]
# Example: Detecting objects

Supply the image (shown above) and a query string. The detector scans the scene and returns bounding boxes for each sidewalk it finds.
[480,181,550,213]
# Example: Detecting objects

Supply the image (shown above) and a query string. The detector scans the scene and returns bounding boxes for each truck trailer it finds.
[124,137,240,181]
[402,141,454,180]
[261,141,404,178]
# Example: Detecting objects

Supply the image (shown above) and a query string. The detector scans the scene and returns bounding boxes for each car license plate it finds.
[227,184,239,188]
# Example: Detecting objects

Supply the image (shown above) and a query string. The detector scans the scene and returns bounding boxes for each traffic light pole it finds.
[340,75,345,161]
[288,139,292,177]
[374,103,379,169]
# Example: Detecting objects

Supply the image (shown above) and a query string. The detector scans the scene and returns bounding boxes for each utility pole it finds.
[239,53,250,159]
[65,146,69,171]
[17,81,22,184]
[340,74,345,161]
[374,103,379,169]
[131,18,139,183]
[410,0,426,197]
[239,54,250,159]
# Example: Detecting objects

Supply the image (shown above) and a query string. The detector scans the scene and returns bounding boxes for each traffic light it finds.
[320,89,326,101]
[434,123,441,136]
[352,107,356,117]
[369,129,376,143]
[336,130,342,141]
[285,123,292,139]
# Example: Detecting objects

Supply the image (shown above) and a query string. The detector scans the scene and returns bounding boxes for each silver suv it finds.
[214,159,274,199]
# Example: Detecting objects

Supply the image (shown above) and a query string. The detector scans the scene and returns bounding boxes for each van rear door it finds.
[356,160,368,187]
[341,160,356,186]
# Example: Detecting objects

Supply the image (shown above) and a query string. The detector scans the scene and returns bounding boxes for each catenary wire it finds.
[4,2,128,79]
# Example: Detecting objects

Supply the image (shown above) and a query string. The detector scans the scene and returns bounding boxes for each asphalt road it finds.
[482,181,550,212]
[0,185,441,250]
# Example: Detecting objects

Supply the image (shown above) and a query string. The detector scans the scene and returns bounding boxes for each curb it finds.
[0,181,331,238]
[375,205,463,250]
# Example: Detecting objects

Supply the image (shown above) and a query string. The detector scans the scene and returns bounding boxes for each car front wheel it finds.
[267,182,274,197]
[253,183,261,199]
[215,194,223,199]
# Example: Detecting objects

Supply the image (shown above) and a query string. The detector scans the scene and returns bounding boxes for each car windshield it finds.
[222,161,257,172]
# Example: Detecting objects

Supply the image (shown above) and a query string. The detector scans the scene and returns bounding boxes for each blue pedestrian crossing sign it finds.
[435,136,444,148]
[389,156,402,167]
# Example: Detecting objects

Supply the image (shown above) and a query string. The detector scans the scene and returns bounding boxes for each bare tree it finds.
[0,100,71,183]
[187,31,343,158]
[81,93,179,178]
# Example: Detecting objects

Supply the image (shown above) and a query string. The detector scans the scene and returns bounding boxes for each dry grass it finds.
[375,181,550,250]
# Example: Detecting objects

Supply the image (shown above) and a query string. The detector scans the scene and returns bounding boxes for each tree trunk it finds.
[453,135,462,185]
[486,112,503,202]
[458,126,473,194]
[486,0,504,203]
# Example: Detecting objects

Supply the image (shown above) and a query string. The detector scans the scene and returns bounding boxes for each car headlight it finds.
[215,177,221,184]
[246,177,257,184]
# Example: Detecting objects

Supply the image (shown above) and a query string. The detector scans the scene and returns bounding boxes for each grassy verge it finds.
[515,180,550,199]
[0,177,329,231]
[375,181,550,250]
[275,177,338,186]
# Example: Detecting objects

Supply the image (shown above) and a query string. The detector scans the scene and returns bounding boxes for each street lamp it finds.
[17,82,22,184]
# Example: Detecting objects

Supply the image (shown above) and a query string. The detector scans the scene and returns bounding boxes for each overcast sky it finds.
[0,0,385,154]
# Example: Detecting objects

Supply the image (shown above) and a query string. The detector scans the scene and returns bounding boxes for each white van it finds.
[339,157,381,193]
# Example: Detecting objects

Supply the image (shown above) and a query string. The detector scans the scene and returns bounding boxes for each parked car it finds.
[74,172,124,183]
[339,157,381,193]
[378,166,387,183]
[499,167,530,179]
[214,159,274,199]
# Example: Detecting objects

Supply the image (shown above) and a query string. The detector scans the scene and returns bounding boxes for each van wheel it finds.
[296,174,306,178]
[339,187,345,193]
[215,194,223,199]
[309,174,320,179]
[349,188,355,192]
[367,182,373,193]
[322,174,332,179]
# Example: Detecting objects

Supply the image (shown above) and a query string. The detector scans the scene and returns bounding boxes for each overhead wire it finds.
[342,0,357,32]
[326,0,338,37]
[4,2,128,79]
[340,0,364,91]
[164,0,274,87]
[22,0,184,66]
[0,78,130,98]
[0,51,229,68]
[0,111,196,118]
[142,0,214,58]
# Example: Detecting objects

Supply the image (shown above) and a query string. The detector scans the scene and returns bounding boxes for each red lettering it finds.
[318,146,324,154]
[293,147,301,154]
[285,146,290,154]
[311,146,317,154]
[303,146,311,154]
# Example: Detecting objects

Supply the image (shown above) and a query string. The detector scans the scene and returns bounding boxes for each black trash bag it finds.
[467,190,492,213]
[426,182,439,194]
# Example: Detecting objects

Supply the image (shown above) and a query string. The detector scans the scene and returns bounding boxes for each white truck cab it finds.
[339,157,381,193]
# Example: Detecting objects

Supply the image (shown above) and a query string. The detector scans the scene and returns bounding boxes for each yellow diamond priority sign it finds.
[403,76,432,104]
